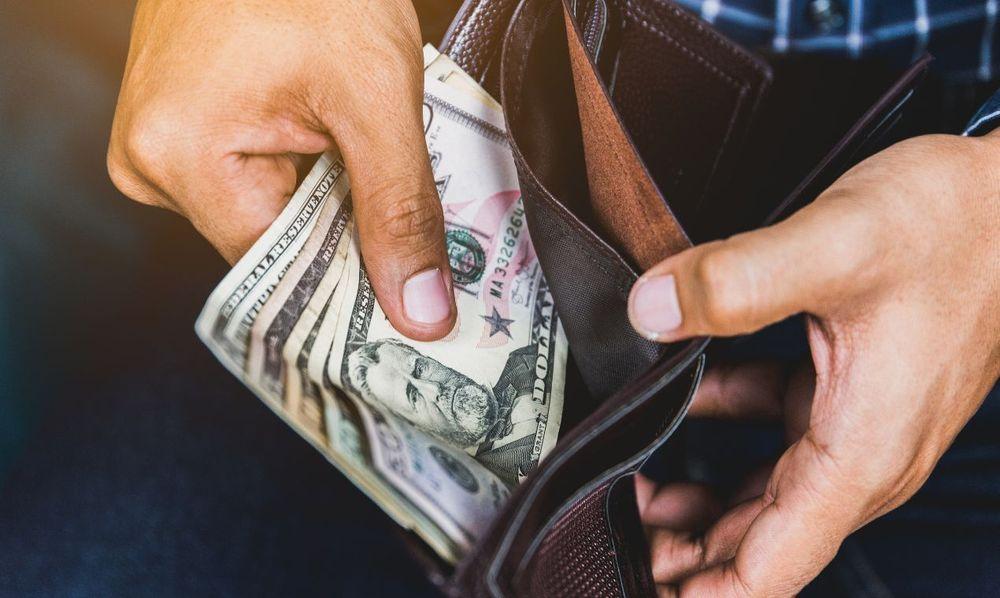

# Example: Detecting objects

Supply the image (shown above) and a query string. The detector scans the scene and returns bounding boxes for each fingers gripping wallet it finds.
[402,0,931,595]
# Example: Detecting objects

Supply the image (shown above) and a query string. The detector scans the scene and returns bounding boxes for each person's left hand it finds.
[627,132,1000,597]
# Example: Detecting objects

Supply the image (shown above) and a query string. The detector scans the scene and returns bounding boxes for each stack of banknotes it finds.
[195,46,568,562]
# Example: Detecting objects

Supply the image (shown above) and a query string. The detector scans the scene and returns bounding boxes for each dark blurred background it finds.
[0,2,457,595]
[2,2,998,597]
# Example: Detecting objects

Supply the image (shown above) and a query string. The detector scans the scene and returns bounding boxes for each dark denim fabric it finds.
[0,2,996,597]
[0,4,440,596]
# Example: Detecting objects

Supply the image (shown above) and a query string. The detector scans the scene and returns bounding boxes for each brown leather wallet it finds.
[400,1,932,595]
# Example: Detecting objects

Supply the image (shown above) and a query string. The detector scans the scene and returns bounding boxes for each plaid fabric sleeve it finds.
[964,87,1000,134]
[671,0,1000,83]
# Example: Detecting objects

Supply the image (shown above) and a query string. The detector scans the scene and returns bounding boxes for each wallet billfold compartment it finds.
[403,1,931,595]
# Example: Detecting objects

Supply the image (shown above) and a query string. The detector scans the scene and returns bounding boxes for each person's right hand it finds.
[108,0,456,341]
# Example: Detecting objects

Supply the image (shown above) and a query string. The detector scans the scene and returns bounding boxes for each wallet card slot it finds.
[501,0,675,400]
[607,0,771,237]
[563,2,692,271]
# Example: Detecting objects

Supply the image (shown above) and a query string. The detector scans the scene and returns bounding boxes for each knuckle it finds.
[106,143,156,206]
[694,245,751,329]
[121,110,175,178]
[376,192,442,246]
[883,445,937,503]
[374,4,423,66]
[691,534,709,568]
[824,206,884,287]
[727,564,756,598]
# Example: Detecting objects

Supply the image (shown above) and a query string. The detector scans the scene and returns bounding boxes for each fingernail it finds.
[403,268,451,325]
[630,274,682,339]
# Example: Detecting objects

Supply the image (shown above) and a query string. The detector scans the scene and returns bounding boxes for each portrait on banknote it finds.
[346,338,548,486]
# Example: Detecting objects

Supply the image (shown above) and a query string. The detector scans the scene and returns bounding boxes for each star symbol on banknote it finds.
[481,307,515,338]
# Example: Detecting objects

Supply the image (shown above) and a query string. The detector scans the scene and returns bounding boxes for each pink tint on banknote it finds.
[445,190,530,349]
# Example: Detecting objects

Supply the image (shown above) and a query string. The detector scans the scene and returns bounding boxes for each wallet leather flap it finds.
[450,347,706,597]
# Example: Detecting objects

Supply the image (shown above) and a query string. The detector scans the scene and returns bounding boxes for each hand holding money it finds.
[195,48,567,563]
[108,0,456,340]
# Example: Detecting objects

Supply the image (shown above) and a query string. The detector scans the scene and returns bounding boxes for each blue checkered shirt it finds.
[676,0,999,82]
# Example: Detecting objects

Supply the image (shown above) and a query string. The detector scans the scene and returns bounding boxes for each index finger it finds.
[679,433,867,597]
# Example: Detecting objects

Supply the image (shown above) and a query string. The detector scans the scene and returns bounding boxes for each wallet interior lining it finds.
[505,0,703,271]
[503,0,674,405]
[505,0,594,232]
[508,0,776,257]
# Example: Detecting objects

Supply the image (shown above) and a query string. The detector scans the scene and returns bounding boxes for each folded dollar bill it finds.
[195,46,567,562]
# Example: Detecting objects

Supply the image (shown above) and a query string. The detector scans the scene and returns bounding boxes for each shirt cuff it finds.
[964,88,1000,136]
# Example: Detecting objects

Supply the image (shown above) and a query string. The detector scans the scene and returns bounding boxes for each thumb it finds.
[627,199,875,342]
[332,60,456,342]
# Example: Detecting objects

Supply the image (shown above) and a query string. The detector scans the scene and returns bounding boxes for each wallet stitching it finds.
[605,475,642,597]
[620,1,751,205]
[620,0,767,76]
[605,479,630,598]
[444,0,479,62]
[706,86,749,205]
[622,4,741,89]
